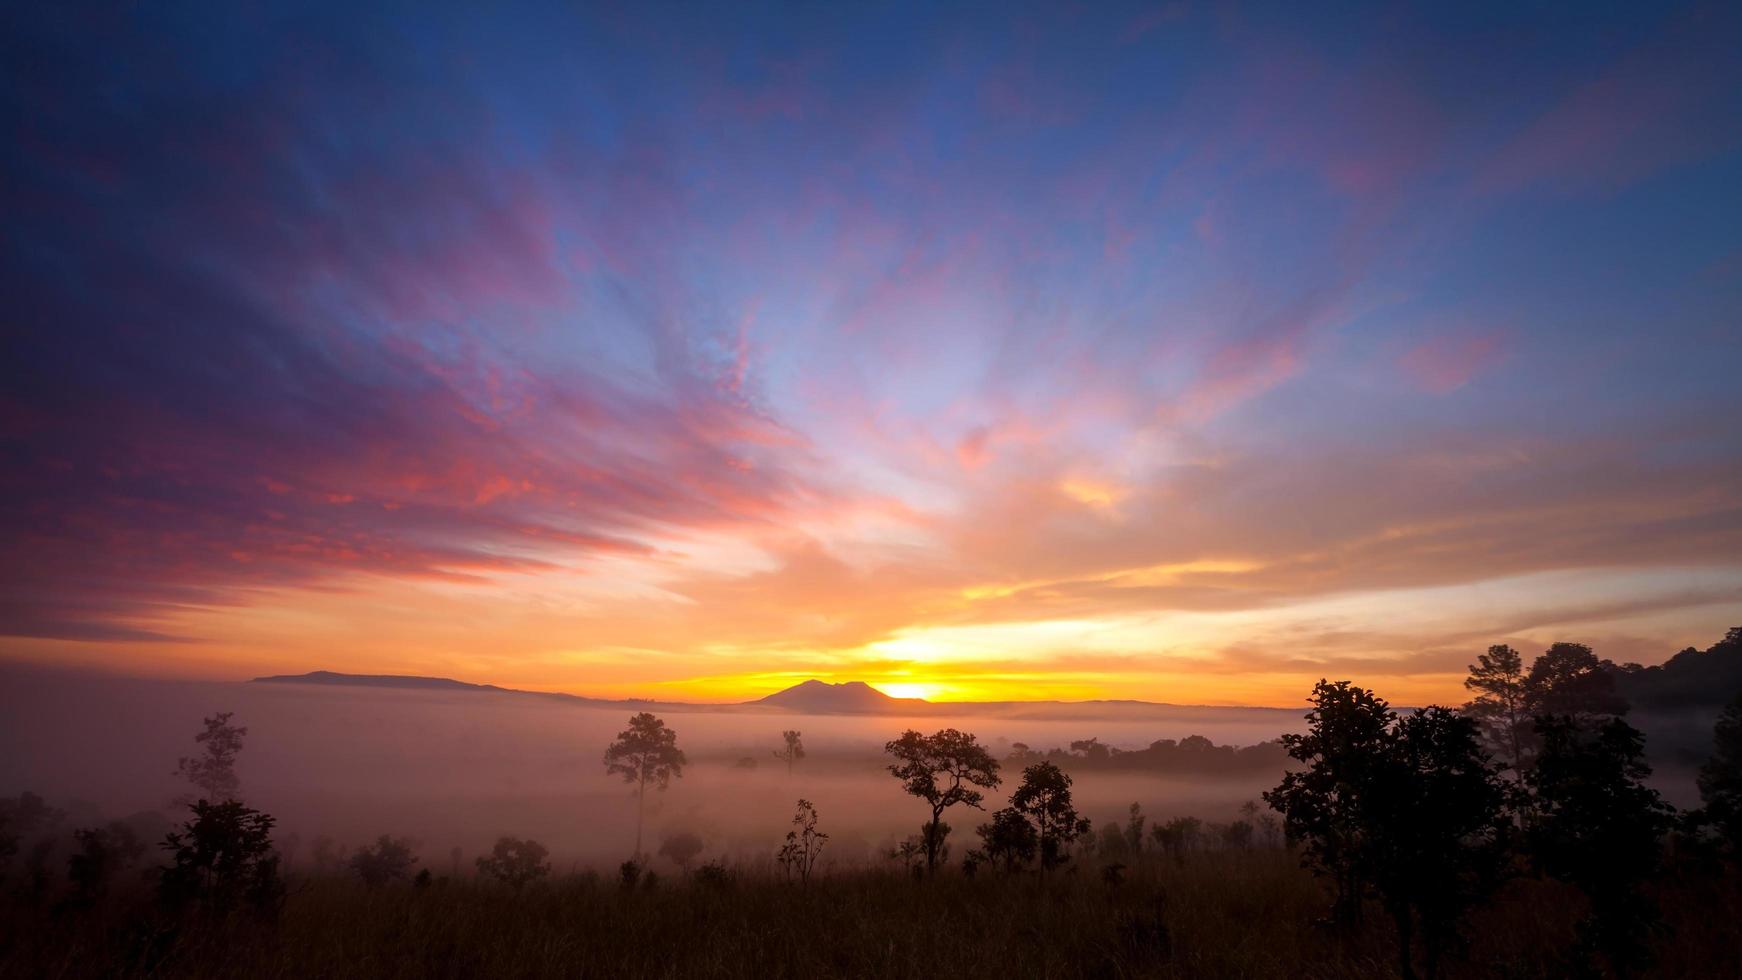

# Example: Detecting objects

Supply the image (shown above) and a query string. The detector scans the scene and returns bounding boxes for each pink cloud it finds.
[1399,330,1508,394]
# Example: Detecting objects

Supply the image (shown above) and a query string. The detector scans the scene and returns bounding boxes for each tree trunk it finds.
[634,775,646,859]
[1393,903,1417,980]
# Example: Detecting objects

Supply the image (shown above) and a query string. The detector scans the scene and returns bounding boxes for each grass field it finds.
[5,849,1739,979]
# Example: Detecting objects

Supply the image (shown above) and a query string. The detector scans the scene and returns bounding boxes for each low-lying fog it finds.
[0,665,1709,873]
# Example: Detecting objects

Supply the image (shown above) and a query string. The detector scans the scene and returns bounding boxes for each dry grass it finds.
[3,851,1737,979]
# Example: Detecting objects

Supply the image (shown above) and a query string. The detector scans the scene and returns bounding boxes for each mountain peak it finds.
[754,679,922,713]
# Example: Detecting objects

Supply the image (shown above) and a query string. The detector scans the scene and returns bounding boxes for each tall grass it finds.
[2,850,1737,978]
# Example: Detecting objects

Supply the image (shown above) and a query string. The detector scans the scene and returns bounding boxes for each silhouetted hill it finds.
[247,669,1303,720]
[753,679,926,714]
[251,670,649,708]
[1613,626,1742,710]
[254,670,513,693]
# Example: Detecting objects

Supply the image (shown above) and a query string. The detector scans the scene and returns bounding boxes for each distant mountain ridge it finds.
[249,670,1304,719]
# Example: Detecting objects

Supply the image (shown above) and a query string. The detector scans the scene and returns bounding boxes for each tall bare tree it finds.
[603,713,686,859]
[1463,644,1529,776]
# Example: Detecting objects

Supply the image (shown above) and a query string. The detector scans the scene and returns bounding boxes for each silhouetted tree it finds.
[1696,691,1742,856]
[1524,643,1628,724]
[1009,761,1089,874]
[1266,680,1395,929]
[1069,737,1111,762]
[1368,707,1511,980]
[475,836,550,891]
[349,835,418,888]
[1527,715,1673,975]
[1272,685,1512,977]
[974,808,1038,873]
[603,712,687,859]
[775,798,827,886]
[1151,816,1202,865]
[890,836,925,877]
[884,728,1000,873]
[66,821,145,905]
[773,730,805,776]
[658,831,705,872]
[173,712,247,805]
[1462,644,1530,775]
[159,799,283,916]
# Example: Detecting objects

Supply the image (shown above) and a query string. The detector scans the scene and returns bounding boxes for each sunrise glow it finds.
[3,2,1739,706]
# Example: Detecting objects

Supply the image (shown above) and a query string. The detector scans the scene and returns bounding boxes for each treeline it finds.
[1004,733,1288,774]
[1610,626,1742,710]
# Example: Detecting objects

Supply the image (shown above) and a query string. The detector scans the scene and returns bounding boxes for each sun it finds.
[874,681,938,701]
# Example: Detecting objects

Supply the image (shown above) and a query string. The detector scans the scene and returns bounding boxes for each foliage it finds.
[974,808,1038,873]
[1367,707,1510,980]
[349,835,418,889]
[1264,680,1395,929]
[475,837,550,891]
[173,712,248,805]
[1523,643,1628,723]
[603,713,687,857]
[775,799,827,886]
[1151,817,1202,865]
[1462,644,1530,774]
[884,729,1000,873]
[1697,691,1742,855]
[1268,684,1512,978]
[1008,761,1090,873]
[159,799,284,916]
[66,821,146,904]
[1526,715,1673,975]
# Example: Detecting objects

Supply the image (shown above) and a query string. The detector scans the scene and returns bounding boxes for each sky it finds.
[3,1,1741,707]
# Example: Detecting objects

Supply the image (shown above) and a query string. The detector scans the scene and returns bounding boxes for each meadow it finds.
[3,848,1739,979]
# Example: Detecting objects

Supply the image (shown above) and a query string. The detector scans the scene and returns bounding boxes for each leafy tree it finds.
[173,712,247,805]
[603,712,687,859]
[1524,643,1628,724]
[1008,761,1090,873]
[1696,691,1742,855]
[773,730,805,776]
[1069,737,1110,762]
[159,799,284,916]
[1527,715,1673,975]
[349,834,418,888]
[1367,707,1511,980]
[1151,816,1202,865]
[66,822,146,904]
[1271,685,1512,978]
[884,728,1000,873]
[475,836,550,891]
[1462,644,1530,775]
[775,798,828,886]
[973,808,1038,873]
[1265,680,1395,929]
[658,831,705,871]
